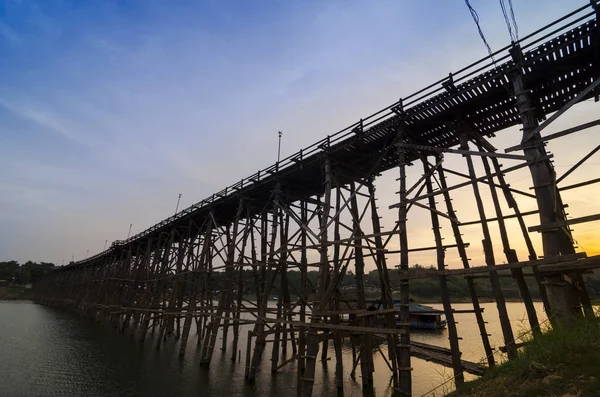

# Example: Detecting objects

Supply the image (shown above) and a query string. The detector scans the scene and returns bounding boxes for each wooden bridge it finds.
[36,3,600,396]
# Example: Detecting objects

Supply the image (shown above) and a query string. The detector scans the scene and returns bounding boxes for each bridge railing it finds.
[74,2,597,268]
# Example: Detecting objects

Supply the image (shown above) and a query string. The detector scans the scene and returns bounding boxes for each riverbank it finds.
[450,313,600,397]
[0,286,34,300]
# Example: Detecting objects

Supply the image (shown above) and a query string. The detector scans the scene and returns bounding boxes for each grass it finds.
[451,313,600,397]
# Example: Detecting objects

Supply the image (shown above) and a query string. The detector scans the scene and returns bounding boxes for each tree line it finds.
[0,261,56,285]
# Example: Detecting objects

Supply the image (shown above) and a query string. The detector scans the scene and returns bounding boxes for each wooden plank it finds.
[388,243,469,255]
[528,213,600,232]
[410,344,486,376]
[536,255,600,274]
[355,308,398,318]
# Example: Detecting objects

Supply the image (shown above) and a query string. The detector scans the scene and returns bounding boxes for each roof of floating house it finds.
[365,298,444,315]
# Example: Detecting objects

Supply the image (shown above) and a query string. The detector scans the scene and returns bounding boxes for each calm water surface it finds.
[0,301,547,396]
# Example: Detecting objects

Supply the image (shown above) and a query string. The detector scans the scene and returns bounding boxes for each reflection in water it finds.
[0,301,546,396]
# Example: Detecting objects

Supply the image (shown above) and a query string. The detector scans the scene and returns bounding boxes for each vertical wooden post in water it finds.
[437,162,495,367]
[422,157,464,386]
[366,179,400,389]
[478,146,540,333]
[488,156,552,317]
[302,155,332,397]
[509,44,581,322]
[296,200,309,397]
[330,187,343,391]
[459,132,517,359]
[396,132,412,395]
[349,181,373,388]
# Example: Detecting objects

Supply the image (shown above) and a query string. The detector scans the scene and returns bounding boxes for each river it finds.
[0,300,547,396]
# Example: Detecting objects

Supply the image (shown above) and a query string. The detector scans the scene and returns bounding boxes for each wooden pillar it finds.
[509,44,581,322]
[139,235,165,339]
[437,163,495,367]
[271,212,289,371]
[220,225,233,352]
[349,181,373,388]
[478,149,540,334]
[296,200,309,397]
[231,216,251,361]
[396,134,412,396]
[459,133,517,359]
[366,179,400,389]
[488,156,553,317]
[200,201,244,365]
[422,157,464,386]
[301,156,332,397]
[180,224,209,356]
[248,197,281,380]
[332,188,344,391]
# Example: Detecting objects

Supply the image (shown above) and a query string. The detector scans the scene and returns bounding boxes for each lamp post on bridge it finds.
[104,240,108,250]
[277,131,282,164]
[127,223,133,239]
[175,193,182,215]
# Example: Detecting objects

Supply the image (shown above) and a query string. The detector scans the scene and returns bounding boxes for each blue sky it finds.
[0,0,595,264]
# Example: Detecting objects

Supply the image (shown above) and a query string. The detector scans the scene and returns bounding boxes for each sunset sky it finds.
[1,0,598,267]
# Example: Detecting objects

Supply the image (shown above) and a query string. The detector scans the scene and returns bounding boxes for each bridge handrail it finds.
[71,2,598,269]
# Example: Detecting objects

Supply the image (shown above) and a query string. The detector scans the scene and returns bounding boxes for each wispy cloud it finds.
[0,22,20,44]
[0,97,93,146]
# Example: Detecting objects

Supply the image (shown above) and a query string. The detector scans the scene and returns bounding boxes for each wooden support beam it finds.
[505,117,600,153]
[556,144,600,184]
[528,213,600,232]
[389,158,547,209]
[396,142,527,160]
[440,166,536,199]
[436,159,495,367]
[521,77,600,143]
[397,253,589,279]
[388,243,469,255]
[411,200,460,224]
[396,129,412,396]
[461,208,543,226]
[422,157,464,385]
[559,177,600,191]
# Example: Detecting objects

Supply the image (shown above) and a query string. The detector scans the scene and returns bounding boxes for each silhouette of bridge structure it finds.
[36,3,600,396]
